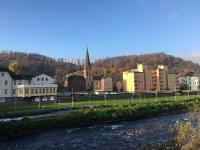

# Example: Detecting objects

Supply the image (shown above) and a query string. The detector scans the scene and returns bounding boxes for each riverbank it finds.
[0,95,197,118]
[0,98,199,140]
[0,112,189,150]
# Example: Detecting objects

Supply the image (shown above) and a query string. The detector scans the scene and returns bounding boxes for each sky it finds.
[0,0,200,63]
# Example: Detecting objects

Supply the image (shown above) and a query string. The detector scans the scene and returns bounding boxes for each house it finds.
[179,76,199,91]
[65,75,86,92]
[93,76,102,91]
[115,80,123,92]
[0,67,58,103]
[101,77,113,92]
[92,76,113,92]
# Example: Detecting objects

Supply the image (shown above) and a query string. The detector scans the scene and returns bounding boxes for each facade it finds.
[156,65,168,91]
[179,76,199,91]
[0,67,58,102]
[101,77,113,91]
[123,64,179,93]
[93,76,102,91]
[137,64,152,91]
[0,70,13,98]
[93,76,113,92]
[168,72,180,91]
[66,75,86,92]
[123,69,145,93]
[115,80,123,92]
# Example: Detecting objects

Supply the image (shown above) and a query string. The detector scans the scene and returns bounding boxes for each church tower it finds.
[84,47,92,90]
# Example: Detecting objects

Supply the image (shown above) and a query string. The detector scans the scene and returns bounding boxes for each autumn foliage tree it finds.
[9,61,22,74]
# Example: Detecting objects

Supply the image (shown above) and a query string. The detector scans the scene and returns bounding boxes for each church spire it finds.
[83,47,92,90]
[84,47,91,71]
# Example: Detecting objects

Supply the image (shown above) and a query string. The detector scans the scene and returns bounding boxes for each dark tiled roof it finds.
[93,76,103,80]
[0,67,33,80]
[68,75,85,80]
[184,72,198,77]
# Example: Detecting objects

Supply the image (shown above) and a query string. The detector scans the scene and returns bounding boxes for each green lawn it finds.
[0,94,199,115]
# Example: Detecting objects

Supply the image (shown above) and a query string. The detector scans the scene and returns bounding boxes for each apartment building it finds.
[168,72,180,91]
[137,64,152,91]
[123,69,145,93]
[156,65,168,91]
[123,64,179,93]
[0,67,58,103]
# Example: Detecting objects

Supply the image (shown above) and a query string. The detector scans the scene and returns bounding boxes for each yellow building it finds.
[17,85,57,98]
[137,64,152,91]
[156,65,168,91]
[123,64,179,93]
[123,69,145,93]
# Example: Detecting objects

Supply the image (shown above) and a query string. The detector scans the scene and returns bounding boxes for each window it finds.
[37,78,40,81]
[5,80,8,85]
[13,81,16,85]
[53,89,56,93]
[46,89,49,93]
[31,89,34,94]
[1,73,4,77]
[50,89,52,93]
[19,89,23,94]
[13,89,16,94]
[43,89,45,93]
[35,89,38,94]
[46,78,48,81]
[25,89,29,94]
[42,78,44,81]
[39,89,42,93]
[4,89,7,94]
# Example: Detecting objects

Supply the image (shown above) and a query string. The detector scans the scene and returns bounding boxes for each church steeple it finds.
[84,47,91,71]
[83,47,92,90]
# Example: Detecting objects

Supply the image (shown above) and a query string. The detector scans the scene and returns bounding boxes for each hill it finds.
[0,51,78,87]
[0,51,199,86]
[0,51,77,76]
[92,52,200,78]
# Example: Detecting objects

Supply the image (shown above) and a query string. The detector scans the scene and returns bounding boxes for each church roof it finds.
[84,48,91,70]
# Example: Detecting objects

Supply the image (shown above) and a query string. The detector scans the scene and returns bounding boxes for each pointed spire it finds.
[84,47,91,70]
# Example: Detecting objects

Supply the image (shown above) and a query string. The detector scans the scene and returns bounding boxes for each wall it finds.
[0,72,13,97]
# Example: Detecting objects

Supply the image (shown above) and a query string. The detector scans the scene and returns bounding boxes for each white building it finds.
[0,67,58,103]
[179,76,199,91]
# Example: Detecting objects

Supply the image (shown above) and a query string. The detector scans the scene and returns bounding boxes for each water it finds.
[0,113,189,150]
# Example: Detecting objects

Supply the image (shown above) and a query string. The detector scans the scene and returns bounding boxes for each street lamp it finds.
[71,88,74,108]
[155,91,158,102]
[104,94,107,105]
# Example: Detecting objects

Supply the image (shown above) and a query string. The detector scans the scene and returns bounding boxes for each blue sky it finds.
[0,0,200,63]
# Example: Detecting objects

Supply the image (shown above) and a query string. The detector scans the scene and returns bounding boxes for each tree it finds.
[9,61,22,74]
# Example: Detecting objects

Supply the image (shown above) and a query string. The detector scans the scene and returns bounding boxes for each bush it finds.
[175,105,200,150]
[0,99,200,140]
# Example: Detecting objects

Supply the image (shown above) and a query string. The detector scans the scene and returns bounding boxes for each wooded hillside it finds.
[0,51,77,76]
[92,52,200,76]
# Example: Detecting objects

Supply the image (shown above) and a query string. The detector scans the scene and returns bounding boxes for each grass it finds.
[0,97,200,140]
[0,94,199,117]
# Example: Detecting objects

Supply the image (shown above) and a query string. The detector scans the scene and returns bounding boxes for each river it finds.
[0,112,189,150]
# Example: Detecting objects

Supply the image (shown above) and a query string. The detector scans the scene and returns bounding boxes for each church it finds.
[65,48,113,92]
